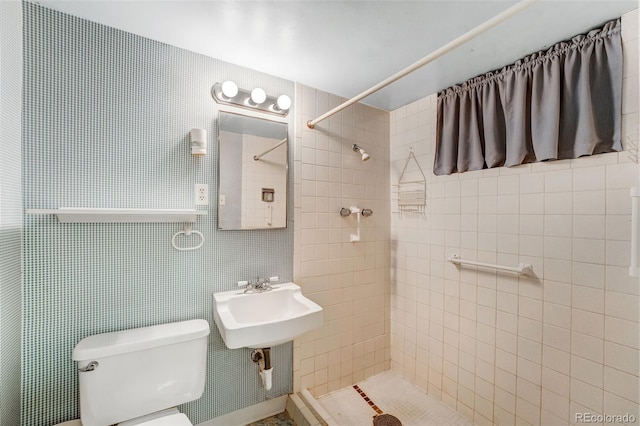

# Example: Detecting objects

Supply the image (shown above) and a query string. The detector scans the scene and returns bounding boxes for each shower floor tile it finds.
[317,371,473,426]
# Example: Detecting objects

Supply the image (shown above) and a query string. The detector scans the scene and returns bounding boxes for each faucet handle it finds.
[261,277,276,290]
[242,280,256,293]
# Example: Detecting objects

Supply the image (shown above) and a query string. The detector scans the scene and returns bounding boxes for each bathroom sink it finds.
[213,282,323,349]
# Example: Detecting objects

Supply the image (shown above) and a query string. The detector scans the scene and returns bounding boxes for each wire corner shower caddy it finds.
[393,149,426,215]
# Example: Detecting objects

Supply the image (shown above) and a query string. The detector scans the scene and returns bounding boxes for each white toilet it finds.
[71,319,210,426]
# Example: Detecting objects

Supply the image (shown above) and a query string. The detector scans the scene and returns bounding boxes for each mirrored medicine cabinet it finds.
[218,111,288,230]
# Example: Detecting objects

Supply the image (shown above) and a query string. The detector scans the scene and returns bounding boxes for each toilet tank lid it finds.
[72,319,210,361]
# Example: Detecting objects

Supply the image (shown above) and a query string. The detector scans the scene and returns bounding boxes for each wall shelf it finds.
[26,208,208,223]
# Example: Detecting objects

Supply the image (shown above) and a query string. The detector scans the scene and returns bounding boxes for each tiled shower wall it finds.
[0,1,23,425]
[292,84,391,395]
[389,9,640,426]
[240,135,287,229]
[22,4,294,425]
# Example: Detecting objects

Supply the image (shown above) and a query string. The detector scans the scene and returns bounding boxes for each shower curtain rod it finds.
[253,138,287,161]
[306,0,540,129]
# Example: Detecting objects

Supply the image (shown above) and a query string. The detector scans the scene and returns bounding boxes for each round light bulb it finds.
[276,94,291,111]
[221,80,238,98]
[250,88,267,105]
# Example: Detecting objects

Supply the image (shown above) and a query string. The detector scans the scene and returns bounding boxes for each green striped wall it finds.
[22,3,294,425]
[1,1,24,425]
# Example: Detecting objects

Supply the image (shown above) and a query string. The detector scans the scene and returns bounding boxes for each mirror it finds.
[218,111,288,230]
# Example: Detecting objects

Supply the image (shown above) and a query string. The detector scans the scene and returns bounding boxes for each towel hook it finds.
[171,224,204,251]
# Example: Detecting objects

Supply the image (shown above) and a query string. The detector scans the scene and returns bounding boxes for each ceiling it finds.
[34,0,637,111]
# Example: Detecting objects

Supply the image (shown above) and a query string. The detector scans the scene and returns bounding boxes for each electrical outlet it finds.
[219,194,226,206]
[195,184,208,205]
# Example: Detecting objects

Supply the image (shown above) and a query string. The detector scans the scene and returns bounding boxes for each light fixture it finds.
[276,95,292,111]
[220,80,238,99]
[211,81,291,116]
[352,144,370,161]
[250,88,267,105]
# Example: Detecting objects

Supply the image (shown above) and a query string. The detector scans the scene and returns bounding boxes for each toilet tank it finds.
[72,319,210,426]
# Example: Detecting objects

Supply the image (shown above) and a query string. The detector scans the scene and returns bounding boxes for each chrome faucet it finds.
[242,276,278,293]
[253,277,272,292]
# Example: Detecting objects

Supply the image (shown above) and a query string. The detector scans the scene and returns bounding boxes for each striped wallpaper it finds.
[22,3,294,425]
[0,1,24,425]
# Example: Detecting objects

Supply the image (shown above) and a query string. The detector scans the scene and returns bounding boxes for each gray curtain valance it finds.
[434,19,622,176]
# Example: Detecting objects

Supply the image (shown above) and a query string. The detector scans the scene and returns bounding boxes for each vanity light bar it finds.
[211,81,291,117]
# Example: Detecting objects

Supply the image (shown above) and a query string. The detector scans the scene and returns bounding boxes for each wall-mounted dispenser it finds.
[190,128,207,156]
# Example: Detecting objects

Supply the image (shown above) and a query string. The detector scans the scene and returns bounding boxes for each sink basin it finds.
[213,282,323,349]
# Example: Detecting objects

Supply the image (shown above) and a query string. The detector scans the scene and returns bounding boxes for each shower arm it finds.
[306,0,540,129]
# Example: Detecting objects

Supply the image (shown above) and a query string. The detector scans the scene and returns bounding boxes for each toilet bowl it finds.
[64,319,209,426]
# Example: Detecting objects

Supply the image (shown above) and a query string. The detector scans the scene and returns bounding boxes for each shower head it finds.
[352,144,370,161]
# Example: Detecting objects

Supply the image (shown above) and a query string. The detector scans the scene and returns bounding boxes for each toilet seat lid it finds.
[123,413,192,426]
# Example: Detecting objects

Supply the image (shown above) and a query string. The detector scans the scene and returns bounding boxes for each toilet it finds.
[70,319,210,426]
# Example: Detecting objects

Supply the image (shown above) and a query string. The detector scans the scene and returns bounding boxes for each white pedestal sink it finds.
[213,282,323,349]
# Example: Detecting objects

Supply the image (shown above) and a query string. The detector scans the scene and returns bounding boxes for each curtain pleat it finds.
[434,19,622,176]
[457,87,485,172]
[434,94,459,175]
[481,78,507,168]
[531,56,561,160]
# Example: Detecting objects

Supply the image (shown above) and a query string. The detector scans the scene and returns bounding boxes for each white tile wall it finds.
[293,84,391,395]
[389,9,640,426]
[241,134,287,229]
